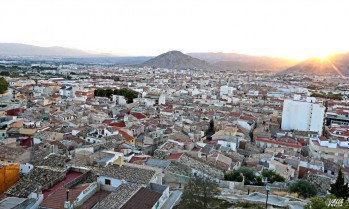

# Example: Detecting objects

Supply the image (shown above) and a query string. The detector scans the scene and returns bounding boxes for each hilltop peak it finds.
[138,50,215,70]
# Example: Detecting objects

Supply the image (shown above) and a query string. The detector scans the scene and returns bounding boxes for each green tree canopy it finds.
[329,168,349,200]
[0,71,10,76]
[0,77,8,94]
[94,88,138,103]
[262,170,285,183]
[237,167,256,185]
[178,176,220,209]
[288,179,317,199]
[224,171,243,182]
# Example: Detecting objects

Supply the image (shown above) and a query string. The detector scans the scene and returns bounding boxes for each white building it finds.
[159,94,166,105]
[59,86,73,97]
[112,95,127,105]
[281,98,325,135]
[219,86,234,97]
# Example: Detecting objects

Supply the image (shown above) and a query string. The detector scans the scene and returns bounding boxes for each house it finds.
[96,163,161,191]
[119,130,135,145]
[85,126,119,144]
[0,163,20,193]
[255,137,302,153]
[97,151,125,167]
[268,159,295,180]
[121,184,169,209]
[33,131,64,144]
[93,183,142,209]
[59,86,73,97]
[0,145,31,164]
[145,158,171,172]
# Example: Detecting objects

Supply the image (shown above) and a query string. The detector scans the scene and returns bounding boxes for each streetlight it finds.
[265,184,270,209]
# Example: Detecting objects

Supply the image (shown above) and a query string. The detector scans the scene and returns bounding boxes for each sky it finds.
[1,0,349,59]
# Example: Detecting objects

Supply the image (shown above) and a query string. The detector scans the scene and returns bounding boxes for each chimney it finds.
[64,190,70,209]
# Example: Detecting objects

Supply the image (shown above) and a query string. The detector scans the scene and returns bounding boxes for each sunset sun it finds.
[314,52,331,60]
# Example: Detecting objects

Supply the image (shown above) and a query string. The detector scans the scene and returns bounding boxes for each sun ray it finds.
[325,57,346,79]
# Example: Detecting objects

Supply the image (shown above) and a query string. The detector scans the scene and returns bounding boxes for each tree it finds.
[224,171,243,182]
[237,167,256,185]
[0,71,10,76]
[178,176,220,209]
[288,179,317,198]
[0,77,8,94]
[262,170,285,183]
[95,88,138,103]
[329,168,349,200]
[105,89,114,98]
[205,119,215,140]
[209,119,215,133]
[305,195,349,209]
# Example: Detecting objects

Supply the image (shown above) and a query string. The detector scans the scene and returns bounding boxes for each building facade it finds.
[282,99,325,135]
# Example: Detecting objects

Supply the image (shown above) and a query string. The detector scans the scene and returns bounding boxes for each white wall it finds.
[85,137,102,144]
[217,140,237,151]
[98,176,121,191]
[33,137,42,145]
[20,163,33,174]
[282,100,325,135]
[73,182,98,207]
[310,104,325,134]
[28,192,44,208]
[237,120,252,131]
[159,94,166,105]
[220,86,234,97]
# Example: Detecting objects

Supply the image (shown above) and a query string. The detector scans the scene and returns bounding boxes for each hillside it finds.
[138,51,216,70]
[0,43,108,57]
[282,53,349,75]
[189,52,299,71]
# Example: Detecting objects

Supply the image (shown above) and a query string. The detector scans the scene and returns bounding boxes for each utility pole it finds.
[265,184,270,209]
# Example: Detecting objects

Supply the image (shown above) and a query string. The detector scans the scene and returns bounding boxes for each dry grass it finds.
[271,190,299,198]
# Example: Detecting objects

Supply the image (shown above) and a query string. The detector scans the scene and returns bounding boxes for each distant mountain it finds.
[0,43,113,57]
[282,53,349,75]
[138,51,215,70]
[189,52,299,71]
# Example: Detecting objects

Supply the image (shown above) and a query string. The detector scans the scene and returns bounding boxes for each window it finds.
[105,179,111,185]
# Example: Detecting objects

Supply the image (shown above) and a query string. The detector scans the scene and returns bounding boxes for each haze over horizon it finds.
[1,0,349,59]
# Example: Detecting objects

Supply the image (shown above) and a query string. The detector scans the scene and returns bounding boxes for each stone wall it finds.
[179,155,225,179]
[304,173,331,194]
[246,185,287,193]
[219,180,245,190]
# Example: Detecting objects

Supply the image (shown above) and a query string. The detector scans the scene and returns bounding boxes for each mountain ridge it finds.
[0,43,117,57]
[281,53,349,76]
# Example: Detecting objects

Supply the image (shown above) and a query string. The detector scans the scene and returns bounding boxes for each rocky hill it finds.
[138,50,216,70]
